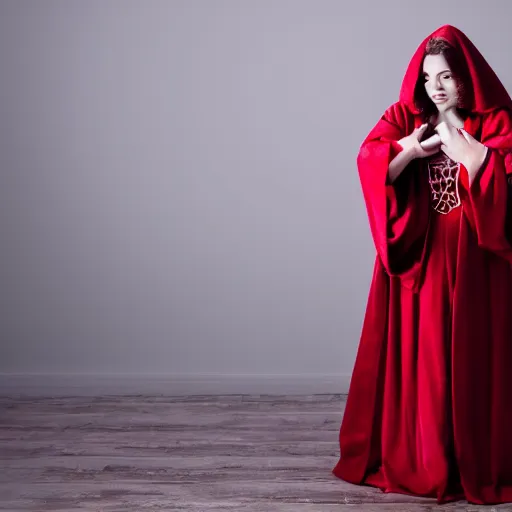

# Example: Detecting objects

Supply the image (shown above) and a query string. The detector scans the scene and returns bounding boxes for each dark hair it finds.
[414,37,473,122]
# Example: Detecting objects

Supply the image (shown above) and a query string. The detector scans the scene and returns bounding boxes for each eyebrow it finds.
[422,69,451,76]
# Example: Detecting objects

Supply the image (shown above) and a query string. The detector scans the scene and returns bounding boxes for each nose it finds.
[432,76,443,91]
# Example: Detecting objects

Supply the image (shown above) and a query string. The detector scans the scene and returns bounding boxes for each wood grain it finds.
[0,394,501,511]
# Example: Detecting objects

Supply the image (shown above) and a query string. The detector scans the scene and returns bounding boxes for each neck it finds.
[433,108,464,128]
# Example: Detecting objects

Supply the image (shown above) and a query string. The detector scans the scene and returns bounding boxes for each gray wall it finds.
[1,1,511,388]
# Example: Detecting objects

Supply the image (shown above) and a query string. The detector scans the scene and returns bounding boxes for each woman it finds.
[332,25,512,505]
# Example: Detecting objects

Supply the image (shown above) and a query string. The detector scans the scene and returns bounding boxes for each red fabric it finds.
[399,24,512,114]
[332,25,512,505]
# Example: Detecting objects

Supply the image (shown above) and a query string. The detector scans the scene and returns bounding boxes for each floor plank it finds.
[0,394,505,511]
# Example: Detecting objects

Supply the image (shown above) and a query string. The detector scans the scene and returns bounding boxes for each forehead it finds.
[422,54,451,74]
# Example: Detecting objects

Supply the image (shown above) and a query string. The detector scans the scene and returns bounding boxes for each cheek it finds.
[447,82,459,97]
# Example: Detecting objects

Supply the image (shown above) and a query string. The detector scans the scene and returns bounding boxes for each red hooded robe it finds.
[332,25,512,505]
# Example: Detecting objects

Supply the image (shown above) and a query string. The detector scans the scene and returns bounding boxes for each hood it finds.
[398,24,512,115]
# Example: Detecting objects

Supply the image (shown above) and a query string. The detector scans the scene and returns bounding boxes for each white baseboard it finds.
[0,373,351,396]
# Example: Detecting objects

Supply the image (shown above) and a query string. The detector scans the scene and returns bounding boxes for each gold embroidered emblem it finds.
[427,154,461,214]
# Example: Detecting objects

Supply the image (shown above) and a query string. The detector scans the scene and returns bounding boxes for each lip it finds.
[433,95,447,100]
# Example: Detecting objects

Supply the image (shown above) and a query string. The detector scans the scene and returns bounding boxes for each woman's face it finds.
[422,53,459,113]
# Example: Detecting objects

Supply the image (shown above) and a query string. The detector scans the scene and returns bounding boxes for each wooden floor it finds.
[0,394,507,511]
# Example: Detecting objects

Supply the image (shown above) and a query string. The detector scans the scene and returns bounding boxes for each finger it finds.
[434,122,450,139]
[459,128,473,143]
[426,147,441,156]
[420,134,441,151]
[440,144,454,160]
[421,143,440,155]
[437,120,457,132]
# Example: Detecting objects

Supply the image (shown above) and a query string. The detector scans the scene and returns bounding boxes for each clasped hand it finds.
[433,121,488,175]
[395,122,489,185]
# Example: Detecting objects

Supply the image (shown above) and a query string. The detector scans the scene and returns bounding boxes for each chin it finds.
[435,103,455,112]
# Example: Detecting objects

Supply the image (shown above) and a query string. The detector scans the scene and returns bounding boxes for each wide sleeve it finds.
[357,102,431,288]
[458,107,512,262]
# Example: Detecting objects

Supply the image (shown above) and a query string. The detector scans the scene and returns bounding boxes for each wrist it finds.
[396,140,415,161]
[405,147,417,163]
[463,146,489,178]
